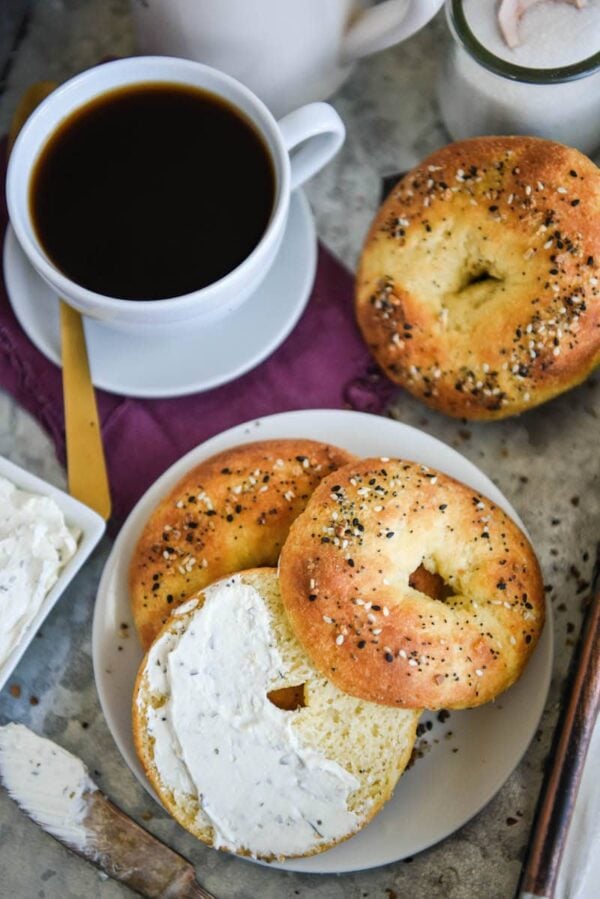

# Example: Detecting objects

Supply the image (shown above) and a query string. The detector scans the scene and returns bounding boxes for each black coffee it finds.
[30,83,275,300]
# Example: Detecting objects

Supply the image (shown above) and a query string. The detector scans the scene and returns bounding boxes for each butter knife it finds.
[0,723,214,899]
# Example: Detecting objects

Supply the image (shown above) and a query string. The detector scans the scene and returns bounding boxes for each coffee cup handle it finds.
[278,103,345,191]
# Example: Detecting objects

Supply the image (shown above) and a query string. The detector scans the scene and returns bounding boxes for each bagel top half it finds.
[278,458,545,710]
[129,439,354,648]
[356,136,600,420]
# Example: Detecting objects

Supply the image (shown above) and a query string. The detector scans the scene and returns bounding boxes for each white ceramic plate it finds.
[3,190,315,398]
[92,410,553,874]
[0,456,105,692]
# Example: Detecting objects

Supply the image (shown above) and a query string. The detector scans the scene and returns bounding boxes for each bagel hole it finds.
[268,683,306,711]
[458,262,503,297]
[409,564,456,602]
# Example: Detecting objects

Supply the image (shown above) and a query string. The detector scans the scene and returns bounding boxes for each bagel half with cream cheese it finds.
[279,459,545,710]
[133,568,420,861]
[356,136,600,419]
[130,439,354,649]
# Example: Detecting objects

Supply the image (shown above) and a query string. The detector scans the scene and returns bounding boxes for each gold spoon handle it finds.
[9,82,111,520]
[60,302,111,519]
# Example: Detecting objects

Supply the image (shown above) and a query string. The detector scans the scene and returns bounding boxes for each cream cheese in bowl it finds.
[0,476,79,670]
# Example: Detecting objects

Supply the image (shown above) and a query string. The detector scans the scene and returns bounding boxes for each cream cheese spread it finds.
[0,723,96,848]
[0,476,78,670]
[144,577,360,858]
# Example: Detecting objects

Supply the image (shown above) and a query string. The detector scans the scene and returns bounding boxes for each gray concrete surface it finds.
[0,3,598,898]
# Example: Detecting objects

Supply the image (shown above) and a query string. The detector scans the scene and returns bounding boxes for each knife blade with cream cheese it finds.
[0,724,214,899]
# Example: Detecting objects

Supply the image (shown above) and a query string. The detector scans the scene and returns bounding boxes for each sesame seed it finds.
[372,628,382,636]
[323,616,333,624]
[398,649,407,659]
[336,634,345,645]
[475,669,484,677]
[408,658,418,667]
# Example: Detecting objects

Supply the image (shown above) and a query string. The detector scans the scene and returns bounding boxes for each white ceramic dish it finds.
[92,409,553,874]
[3,190,315,398]
[0,456,105,692]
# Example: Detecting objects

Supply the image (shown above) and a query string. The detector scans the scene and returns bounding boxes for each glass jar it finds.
[437,0,600,155]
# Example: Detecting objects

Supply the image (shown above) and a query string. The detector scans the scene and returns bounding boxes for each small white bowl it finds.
[0,456,105,692]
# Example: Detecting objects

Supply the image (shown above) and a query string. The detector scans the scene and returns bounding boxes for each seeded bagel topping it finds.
[130,440,355,649]
[279,458,545,710]
[357,137,600,420]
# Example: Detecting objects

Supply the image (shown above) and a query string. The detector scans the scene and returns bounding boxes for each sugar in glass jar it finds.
[437,0,600,155]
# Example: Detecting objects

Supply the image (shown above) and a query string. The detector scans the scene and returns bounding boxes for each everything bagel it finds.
[279,458,545,709]
[129,439,354,648]
[356,136,600,419]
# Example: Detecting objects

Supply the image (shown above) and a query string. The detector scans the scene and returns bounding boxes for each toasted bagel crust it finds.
[356,136,600,419]
[130,439,354,648]
[279,459,545,709]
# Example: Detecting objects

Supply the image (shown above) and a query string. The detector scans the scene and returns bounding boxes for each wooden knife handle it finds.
[83,791,214,899]
[516,566,600,899]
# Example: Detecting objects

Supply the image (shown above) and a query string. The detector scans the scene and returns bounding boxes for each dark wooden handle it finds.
[83,792,215,899]
[516,574,600,899]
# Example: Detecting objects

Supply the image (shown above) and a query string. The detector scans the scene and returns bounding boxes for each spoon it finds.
[9,83,112,521]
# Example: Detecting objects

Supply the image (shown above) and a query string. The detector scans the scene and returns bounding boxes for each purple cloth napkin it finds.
[0,138,393,526]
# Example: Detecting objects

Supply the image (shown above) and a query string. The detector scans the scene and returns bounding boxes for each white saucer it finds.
[92,410,553,874]
[3,191,316,398]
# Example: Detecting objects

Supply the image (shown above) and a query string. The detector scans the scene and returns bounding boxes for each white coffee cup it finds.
[6,56,345,333]
[129,0,445,117]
